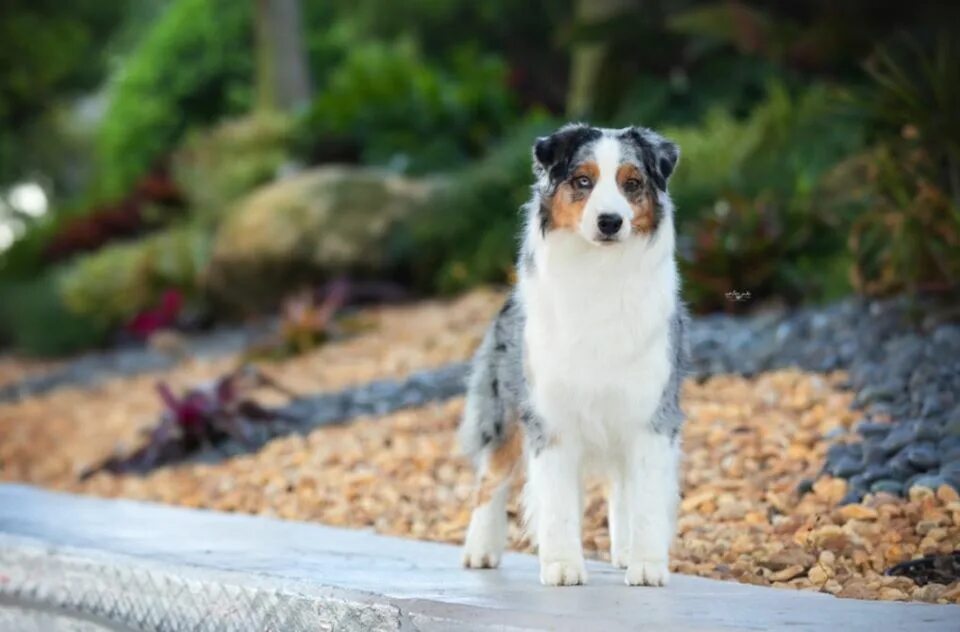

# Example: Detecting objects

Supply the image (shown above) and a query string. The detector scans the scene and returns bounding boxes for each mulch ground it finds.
[1,290,957,604]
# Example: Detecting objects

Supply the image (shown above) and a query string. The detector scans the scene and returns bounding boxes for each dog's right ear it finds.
[532,135,560,178]
[533,135,559,173]
[532,124,598,180]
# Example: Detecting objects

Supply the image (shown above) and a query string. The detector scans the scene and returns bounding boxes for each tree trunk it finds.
[255,0,312,113]
[566,0,636,120]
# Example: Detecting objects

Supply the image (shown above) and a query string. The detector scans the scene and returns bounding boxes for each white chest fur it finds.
[520,227,677,455]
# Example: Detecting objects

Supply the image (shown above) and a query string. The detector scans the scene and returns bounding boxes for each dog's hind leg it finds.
[462,425,521,569]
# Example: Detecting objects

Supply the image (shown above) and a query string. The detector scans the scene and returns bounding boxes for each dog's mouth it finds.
[594,234,622,245]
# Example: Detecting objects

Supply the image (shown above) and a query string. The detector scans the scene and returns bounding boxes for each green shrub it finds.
[96,0,254,196]
[172,114,294,224]
[663,83,863,309]
[844,34,960,296]
[297,40,518,174]
[0,274,108,356]
[847,146,960,295]
[58,224,211,326]
[393,115,558,293]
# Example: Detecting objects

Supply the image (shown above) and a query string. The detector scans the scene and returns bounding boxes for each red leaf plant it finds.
[81,365,300,478]
[126,289,185,339]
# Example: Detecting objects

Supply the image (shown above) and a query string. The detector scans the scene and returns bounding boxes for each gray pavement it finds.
[0,484,957,631]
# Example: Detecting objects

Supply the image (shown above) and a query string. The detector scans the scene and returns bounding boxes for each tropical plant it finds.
[845,34,960,296]
[297,40,519,174]
[96,0,254,196]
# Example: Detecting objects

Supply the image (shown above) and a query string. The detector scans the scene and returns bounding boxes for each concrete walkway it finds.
[0,485,957,631]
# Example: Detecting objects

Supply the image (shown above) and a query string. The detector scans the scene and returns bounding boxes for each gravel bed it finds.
[67,370,960,604]
[0,291,500,484]
[0,322,272,404]
[2,290,959,603]
[689,295,960,499]
[2,290,957,499]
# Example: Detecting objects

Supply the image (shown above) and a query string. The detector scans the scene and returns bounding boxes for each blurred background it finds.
[1,0,958,357]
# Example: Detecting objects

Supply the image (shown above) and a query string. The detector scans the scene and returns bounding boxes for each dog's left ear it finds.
[623,127,680,192]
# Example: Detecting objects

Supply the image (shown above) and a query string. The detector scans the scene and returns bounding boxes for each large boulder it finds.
[206,166,434,310]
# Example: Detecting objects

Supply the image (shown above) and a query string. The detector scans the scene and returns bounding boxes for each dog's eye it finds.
[622,178,641,193]
[573,175,593,189]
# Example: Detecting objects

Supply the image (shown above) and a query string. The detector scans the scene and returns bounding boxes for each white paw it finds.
[462,548,501,569]
[462,503,506,569]
[462,529,503,568]
[540,559,588,586]
[625,560,670,586]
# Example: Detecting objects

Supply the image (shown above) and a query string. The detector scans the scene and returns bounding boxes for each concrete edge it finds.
[0,534,562,632]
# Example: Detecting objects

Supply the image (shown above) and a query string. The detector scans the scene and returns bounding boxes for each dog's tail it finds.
[459,326,503,458]
[458,297,518,459]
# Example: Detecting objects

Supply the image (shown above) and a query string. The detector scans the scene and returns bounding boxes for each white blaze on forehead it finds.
[591,135,622,183]
[583,134,629,216]
[573,133,633,242]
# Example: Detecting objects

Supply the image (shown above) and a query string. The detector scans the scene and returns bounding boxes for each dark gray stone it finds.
[861,464,893,484]
[880,423,915,453]
[904,442,940,471]
[856,421,891,439]
[909,474,947,492]
[829,456,863,478]
[915,418,944,442]
[870,479,903,495]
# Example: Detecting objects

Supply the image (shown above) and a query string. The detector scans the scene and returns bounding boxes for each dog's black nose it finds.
[597,214,623,236]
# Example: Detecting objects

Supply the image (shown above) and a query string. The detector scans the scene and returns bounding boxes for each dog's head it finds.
[533,124,679,246]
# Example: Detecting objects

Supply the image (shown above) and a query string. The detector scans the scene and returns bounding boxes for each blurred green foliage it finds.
[393,115,559,293]
[845,35,960,296]
[0,0,134,188]
[173,114,295,224]
[666,83,864,309]
[297,40,518,174]
[2,0,959,355]
[59,225,210,327]
[96,0,254,196]
[0,273,109,355]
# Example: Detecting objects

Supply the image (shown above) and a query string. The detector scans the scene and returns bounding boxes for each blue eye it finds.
[574,176,593,189]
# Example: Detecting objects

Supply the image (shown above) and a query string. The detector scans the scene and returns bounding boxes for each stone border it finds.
[1,485,957,631]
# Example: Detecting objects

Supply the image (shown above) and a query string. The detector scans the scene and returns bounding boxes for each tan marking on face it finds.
[548,161,598,230]
[473,423,523,506]
[617,163,656,233]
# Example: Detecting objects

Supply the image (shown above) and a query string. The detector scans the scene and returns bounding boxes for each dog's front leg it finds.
[624,430,679,586]
[527,439,586,585]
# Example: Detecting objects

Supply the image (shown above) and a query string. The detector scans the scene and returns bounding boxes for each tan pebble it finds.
[808,525,852,552]
[813,478,847,504]
[937,484,960,503]
[838,504,879,522]
[916,520,944,536]
[759,549,815,572]
[769,565,806,582]
[922,527,948,543]
[824,579,843,594]
[838,580,873,599]
[808,566,829,585]
[880,576,915,591]
[913,584,947,603]
[818,550,836,567]
[909,486,935,503]
[878,587,908,601]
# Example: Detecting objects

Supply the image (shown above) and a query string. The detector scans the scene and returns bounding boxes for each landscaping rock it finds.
[687,294,960,499]
[207,166,436,310]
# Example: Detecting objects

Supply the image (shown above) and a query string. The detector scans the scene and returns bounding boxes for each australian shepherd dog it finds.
[459,123,688,586]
